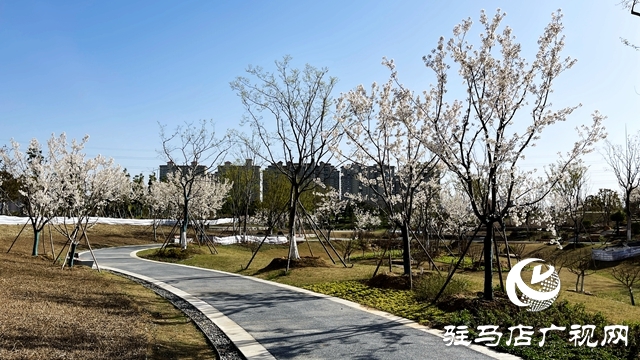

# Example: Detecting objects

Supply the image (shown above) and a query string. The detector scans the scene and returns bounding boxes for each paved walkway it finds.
[81,245,518,360]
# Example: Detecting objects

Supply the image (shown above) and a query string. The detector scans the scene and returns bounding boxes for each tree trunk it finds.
[400,222,411,276]
[575,274,581,292]
[626,193,632,243]
[32,227,41,257]
[483,222,494,300]
[153,218,158,242]
[67,242,78,268]
[629,287,635,306]
[287,190,300,261]
[580,271,585,293]
[243,206,249,242]
[181,198,189,250]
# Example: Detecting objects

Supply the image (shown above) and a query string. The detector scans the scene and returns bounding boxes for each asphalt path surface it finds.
[82,245,516,360]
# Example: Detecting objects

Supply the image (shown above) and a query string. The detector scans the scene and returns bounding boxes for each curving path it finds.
[81,245,519,360]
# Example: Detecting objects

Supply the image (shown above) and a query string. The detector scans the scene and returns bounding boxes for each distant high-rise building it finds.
[315,161,340,191]
[262,161,339,193]
[217,159,261,198]
[341,162,397,203]
[159,161,206,181]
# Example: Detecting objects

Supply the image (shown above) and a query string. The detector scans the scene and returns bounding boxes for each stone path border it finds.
[110,270,245,360]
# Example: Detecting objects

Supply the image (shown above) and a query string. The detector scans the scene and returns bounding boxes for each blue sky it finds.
[1,0,638,192]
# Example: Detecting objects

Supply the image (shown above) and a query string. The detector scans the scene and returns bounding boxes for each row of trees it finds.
[228,9,608,300]
[228,8,637,301]
[0,134,130,260]
[1,9,636,303]
[0,130,233,258]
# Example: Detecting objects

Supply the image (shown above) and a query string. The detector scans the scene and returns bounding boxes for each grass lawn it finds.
[0,223,216,360]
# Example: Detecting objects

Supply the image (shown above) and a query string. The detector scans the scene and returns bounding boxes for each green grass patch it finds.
[435,255,473,268]
[303,280,451,326]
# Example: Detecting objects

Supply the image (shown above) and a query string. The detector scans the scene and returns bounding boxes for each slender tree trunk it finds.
[483,221,494,300]
[181,197,189,250]
[400,222,411,276]
[580,271,586,293]
[575,274,581,292]
[67,241,78,268]
[243,206,249,242]
[153,217,158,242]
[629,287,635,306]
[626,193,632,243]
[287,189,300,262]
[32,226,41,257]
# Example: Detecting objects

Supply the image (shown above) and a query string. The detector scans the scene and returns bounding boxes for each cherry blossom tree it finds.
[159,120,228,249]
[0,146,23,216]
[402,10,606,299]
[231,56,341,266]
[313,186,347,244]
[602,131,640,243]
[550,161,590,243]
[147,171,230,244]
[438,181,478,244]
[336,76,441,278]
[48,133,130,267]
[1,137,60,256]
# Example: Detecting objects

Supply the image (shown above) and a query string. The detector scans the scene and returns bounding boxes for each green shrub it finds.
[414,274,470,302]
[147,246,203,261]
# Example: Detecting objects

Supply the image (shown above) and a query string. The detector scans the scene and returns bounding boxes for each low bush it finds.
[146,246,203,261]
[414,274,470,302]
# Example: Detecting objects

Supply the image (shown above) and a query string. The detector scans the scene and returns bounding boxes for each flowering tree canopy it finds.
[336,76,441,277]
[2,136,60,255]
[49,134,130,246]
[159,119,228,249]
[400,10,606,299]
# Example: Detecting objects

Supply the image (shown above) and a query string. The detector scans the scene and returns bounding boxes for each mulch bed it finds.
[259,256,330,272]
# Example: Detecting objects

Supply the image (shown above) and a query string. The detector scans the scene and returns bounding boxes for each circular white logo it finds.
[506,258,561,312]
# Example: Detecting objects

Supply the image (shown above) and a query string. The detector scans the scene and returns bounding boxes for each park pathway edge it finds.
[129,248,520,360]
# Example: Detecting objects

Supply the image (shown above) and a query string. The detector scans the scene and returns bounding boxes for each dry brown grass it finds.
[0,223,159,257]
[0,223,216,360]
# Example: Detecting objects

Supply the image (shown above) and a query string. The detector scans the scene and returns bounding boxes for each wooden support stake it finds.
[7,219,29,253]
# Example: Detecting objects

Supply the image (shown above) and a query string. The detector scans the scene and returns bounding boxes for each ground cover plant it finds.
[142,235,640,360]
[0,223,216,360]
